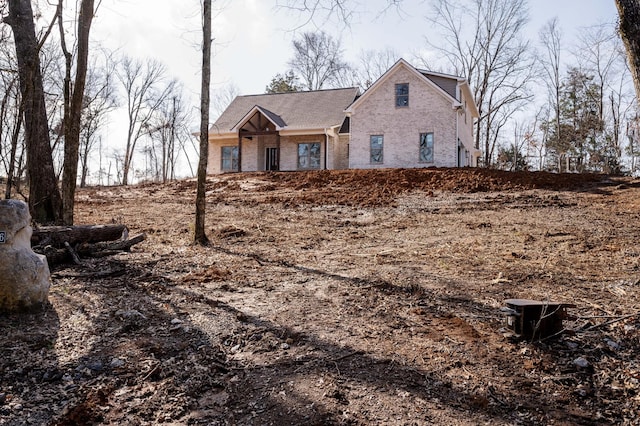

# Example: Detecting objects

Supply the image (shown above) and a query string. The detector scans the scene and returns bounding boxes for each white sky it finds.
[92,0,619,98]
[86,0,620,179]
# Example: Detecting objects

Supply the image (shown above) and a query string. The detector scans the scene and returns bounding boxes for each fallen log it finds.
[32,224,127,249]
[30,223,146,266]
[77,233,147,257]
[38,233,146,266]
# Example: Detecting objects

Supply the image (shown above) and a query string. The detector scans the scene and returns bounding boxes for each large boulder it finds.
[0,199,51,312]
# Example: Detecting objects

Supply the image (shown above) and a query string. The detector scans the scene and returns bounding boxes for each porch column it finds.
[276,133,281,171]
[238,133,243,172]
[324,133,328,170]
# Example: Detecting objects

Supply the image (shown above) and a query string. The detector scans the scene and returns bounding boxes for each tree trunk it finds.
[194,0,211,245]
[80,131,91,188]
[616,0,640,102]
[6,0,63,224]
[5,92,23,200]
[61,0,95,225]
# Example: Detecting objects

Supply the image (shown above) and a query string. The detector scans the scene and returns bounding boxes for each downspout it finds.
[324,128,329,170]
[456,83,460,167]
[238,132,243,172]
[456,106,460,167]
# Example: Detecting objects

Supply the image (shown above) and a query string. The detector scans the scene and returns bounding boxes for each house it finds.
[207,59,479,174]
[345,59,480,168]
[207,88,358,173]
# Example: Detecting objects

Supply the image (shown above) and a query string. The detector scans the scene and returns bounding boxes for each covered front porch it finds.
[234,106,283,172]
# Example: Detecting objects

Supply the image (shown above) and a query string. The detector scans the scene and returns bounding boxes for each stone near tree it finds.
[0,199,51,312]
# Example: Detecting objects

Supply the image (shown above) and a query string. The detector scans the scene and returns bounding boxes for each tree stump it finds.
[0,200,51,312]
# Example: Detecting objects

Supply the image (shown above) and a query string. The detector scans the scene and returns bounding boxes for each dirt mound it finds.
[237,168,607,206]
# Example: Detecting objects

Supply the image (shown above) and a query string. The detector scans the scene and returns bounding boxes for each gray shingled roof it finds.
[211,87,360,133]
[421,72,459,100]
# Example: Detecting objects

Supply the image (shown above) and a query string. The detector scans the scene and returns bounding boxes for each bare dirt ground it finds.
[1,168,639,425]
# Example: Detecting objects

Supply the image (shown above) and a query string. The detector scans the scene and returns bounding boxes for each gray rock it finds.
[605,339,620,350]
[109,357,125,368]
[573,356,589,368]
[0,200,51,312]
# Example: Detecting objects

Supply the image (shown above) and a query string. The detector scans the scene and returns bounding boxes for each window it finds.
[370,135,384,164]
[419,133,434,163]
[395,83,409,107]
[298,142,321,169]
[221,146,238,171]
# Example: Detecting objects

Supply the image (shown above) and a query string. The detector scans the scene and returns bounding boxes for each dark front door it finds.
[266,147,279,171]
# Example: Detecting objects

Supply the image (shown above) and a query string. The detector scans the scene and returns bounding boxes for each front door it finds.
[265,147,278,171]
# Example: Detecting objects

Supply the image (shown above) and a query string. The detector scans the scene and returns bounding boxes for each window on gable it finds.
[221,146,238,171]
[298,142,321,169]
[370,135,384,164]
[419,133,434,163]
[395,83,409,107]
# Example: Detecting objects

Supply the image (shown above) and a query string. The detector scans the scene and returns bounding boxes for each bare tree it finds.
[539,18,563,170]
[289,31,350,91]
[426,0,535,167]
[576,23,632,171]
[275,0,357,27]
[496,120,530,171]
[352,47,399,90]
[145,87,191,183]
[116,56,175,185]
[195,0,211,245]
[58,0,95,225]
[212,82,240,119]
[79,53,117,187]
[2,0,62,223]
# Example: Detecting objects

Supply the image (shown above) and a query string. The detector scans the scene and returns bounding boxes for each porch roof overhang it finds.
[231,105,287,133]
[208,125,341,140]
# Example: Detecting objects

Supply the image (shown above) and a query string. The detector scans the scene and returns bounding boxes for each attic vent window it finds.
[395,83,409,107]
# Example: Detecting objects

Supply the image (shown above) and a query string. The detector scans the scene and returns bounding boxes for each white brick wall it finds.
[207,137,236,174]
[349,66,459,169]
[208,133,341,173]
[457,91,476,166]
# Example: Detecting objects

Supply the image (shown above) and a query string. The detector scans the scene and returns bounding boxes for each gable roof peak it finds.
[344,58,459,113]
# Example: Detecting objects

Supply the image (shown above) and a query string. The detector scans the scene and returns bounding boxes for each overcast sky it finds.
[92,0,619,99]
[85,0,620,179]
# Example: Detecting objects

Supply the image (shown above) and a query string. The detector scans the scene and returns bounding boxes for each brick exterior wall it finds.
[457,90,476,167]
[349,66,459,169]
[207,137,236,174]
[280,135,325,171]
[334,134,350,170]
[208,133,343,173]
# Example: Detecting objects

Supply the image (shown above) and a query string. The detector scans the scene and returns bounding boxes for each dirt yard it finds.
[1,168,639,425]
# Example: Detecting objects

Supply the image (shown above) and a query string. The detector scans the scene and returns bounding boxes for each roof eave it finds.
[345,58,457,113]
[230,105,286,133]
[459,81,479,118]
